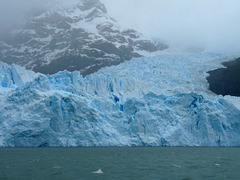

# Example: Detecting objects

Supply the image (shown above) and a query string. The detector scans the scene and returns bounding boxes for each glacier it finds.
[0,53,240,147]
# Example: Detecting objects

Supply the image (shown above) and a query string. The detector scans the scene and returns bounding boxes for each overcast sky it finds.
[0,0,240,54]
[102,0,240,54]
[0,0,57,27]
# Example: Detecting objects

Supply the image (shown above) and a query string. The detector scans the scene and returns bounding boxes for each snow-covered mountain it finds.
[0,53,240,147]
[0,0,167,76]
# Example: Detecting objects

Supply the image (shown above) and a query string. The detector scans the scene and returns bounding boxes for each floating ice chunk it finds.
[172,164,182,168]
[92,169,103,174]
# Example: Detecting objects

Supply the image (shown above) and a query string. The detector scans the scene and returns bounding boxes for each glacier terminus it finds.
[0,52,240,147]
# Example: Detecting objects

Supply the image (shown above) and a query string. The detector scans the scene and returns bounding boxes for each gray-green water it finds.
[0,147,239,180]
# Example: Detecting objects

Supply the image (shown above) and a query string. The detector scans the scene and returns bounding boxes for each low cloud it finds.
[0,0,239,54]
[0,0,57,28]
[102,0,240,54]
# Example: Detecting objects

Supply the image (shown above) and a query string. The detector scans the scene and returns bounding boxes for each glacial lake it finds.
[0,147,240,180]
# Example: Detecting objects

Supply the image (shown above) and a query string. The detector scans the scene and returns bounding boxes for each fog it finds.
[0,0,57,28]
[0,0,240,54]
[102,0,240,54]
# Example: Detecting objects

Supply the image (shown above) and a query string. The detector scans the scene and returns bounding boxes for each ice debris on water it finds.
[0,53,240,147]
[92,169,103,174]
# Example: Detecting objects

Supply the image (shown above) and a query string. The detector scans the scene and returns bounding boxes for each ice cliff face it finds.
[0,53,240,147]
[0,0,167,76]
[0,61,38,89]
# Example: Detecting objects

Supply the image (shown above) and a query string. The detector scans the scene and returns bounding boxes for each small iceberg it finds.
[172,164,182,168]
[92,169,103,174]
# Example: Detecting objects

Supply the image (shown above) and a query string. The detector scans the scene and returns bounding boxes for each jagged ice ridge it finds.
[0,53,240,147]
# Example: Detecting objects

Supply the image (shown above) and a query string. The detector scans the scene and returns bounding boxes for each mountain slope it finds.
[0,0,167,76]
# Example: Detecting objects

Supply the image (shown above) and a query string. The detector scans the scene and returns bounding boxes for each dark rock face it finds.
[0,0,167,76]
[207,57,240,96]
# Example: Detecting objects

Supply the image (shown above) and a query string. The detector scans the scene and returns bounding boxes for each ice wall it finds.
[0,53,240,147]
[0,62,38,88]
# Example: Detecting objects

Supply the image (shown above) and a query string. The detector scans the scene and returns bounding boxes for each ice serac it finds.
[0,61,38,88]
[0,53,240,147]
[0,0,167,76]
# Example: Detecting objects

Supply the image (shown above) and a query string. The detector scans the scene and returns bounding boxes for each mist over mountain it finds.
[1,0,239,55]
[0,0,167,76]
[0,0,57,28]
[103,0,240,54]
